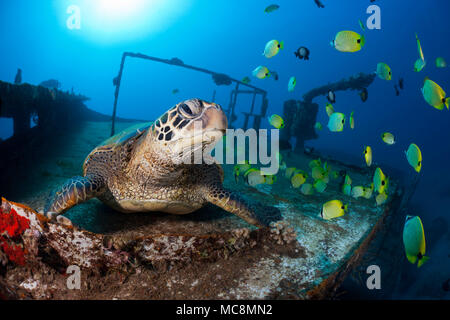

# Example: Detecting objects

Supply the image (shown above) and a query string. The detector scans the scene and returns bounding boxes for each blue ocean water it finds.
[0,1,449,299]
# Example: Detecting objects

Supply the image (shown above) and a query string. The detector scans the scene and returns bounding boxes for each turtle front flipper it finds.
[44,174,106,218]
[204,184,265,228]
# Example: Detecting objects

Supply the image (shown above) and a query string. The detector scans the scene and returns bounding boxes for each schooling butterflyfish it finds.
[325,103,334,117]
[331,31,365,53]
[264,4,279,13]
[321,200,348,220]
[314,179,327,193]
[268,114,284,129]
[406,143,422,173]
[358,19,365,32]
[342,184,352,196]
[327,90,336,103]
[233,161,251,178]
[309,159,322,169]
[376,63,392,80]
[363,183,374,199]
[414,58,426,72]
[415,33,425,61]
[288,76,297,92]
[373,167,388,194]
[351,186,365,199]
[364,146,372,167]
[294,46,310,60]
[375,192,388,206]
[381,132,395,145]
[285,167,297,179]
[252,66,270,79]
[263,40,284,58]
[244,168,266,187]
[344,174,352,185]
[300,183,314,195]
[264,174,277,185]
[315,122,323,130]
[312,166,326,180]
[350,111,355,129]
[359,88,368,102]
[421,78,449,110]
[403,216,430,268]
[291,172,307,188]
[435,57,447,68]
[327,112,345,132]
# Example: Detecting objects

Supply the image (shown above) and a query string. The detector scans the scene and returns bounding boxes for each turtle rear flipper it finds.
[44,174,106,218]
[205,185,266,228]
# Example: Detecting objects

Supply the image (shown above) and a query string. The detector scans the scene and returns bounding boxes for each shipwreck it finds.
[0,55,405,300]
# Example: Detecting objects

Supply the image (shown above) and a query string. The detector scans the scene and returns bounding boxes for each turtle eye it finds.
[180,103,192,115]
[178,99,204,118]
[179,102,199,119]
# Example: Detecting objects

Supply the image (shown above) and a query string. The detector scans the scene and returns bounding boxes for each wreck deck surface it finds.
[1,120,399,299]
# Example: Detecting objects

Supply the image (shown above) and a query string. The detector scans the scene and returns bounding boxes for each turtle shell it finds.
[98,122,153,147]
[82,122,153,173]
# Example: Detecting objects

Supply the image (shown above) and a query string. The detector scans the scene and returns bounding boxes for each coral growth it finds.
[0,207,30,237]
[0,206,30,266]
[0,241,26,265]
[269,221,297,245]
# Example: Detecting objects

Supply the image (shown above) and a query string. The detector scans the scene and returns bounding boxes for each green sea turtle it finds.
[44,99,264,227]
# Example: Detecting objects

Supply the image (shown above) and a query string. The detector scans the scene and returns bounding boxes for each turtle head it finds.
[149,98,227,164]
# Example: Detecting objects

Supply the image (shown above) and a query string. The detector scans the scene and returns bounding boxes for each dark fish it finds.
[169,57,184,65]
[394,85,400,96]
[359,88,368,102]
[314,0,325,8]
[212,73,232,86]
[14,68,22,84]
[264,4,279,13]
[241,76,251,84]
[399,78,404,90]
[271,71,279,81]
[327,90,336,103]
[294,47,310,60]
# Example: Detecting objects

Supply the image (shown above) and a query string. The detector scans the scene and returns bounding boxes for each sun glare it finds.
[59,0,192,43]
[96,0,148,21]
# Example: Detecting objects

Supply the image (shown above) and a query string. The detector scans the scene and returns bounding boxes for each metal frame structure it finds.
[110,52,268,136]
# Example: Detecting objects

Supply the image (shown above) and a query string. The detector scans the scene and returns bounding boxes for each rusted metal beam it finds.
[110,52,267,136]
[302,72,376,103]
